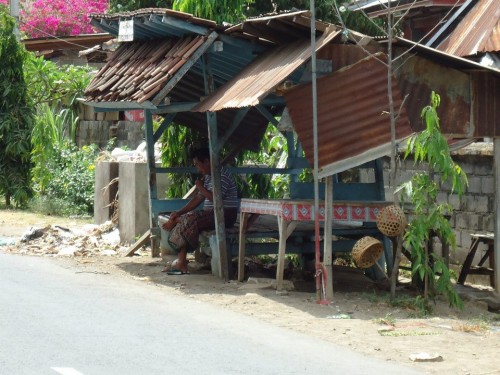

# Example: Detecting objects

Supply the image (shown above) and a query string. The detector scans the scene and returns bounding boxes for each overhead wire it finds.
[18,16,111,50]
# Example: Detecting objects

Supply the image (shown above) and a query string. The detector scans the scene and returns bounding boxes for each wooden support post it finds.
[495,138,500,292]
[238,212,249,282]
[144,109,160,257]
[323,175,334,301]
[207,112,229,281]
[202,53,229,281]
[276,216,289,292]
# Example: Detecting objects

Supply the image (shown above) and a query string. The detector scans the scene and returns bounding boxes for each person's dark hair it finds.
[190,147,210,162]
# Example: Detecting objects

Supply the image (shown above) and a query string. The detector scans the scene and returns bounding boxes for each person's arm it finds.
[195,176,213,202]
[169,192,205,221]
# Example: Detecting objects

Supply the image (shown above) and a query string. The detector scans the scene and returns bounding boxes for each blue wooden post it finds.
[203,54,229,280]
[144,109,160,257]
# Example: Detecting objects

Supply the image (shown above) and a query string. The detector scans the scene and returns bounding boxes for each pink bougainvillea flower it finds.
[19,0,108,38]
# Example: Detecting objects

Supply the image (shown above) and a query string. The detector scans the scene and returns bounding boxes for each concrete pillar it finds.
[94,161,119,224]
[118,162,169,244]
[119,162,149,244]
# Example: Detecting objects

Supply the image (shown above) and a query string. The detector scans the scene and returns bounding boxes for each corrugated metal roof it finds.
[437,0,500,56]
[83,8,500,155]
[348,0,465,13]
[393,37,500,74]
[225,10,331,44]
[284,55,413,177]
[89,8,218,40]
[193,28,341,112]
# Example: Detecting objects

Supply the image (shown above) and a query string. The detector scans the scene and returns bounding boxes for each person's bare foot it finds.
[161,259,179,272]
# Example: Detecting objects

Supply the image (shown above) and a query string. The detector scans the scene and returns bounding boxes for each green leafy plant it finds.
[396,91,467,309]
[26,54,93,207]
[31,103,79,194]
[173,0,251,24]
[236,125,290,199]
[24,55,93,115]
[160,123,290,199]
[0,8,35,207]
[30,143,99,216]
[160,123,206,198]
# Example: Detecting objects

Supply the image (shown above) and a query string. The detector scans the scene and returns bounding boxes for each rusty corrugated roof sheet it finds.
[90,8,218,34]
[317,43,485,138]
[437,0,500,56]
[284,55,413,177]
[84,34,211,104]
[193,28,341,112]
[226,10,330,44]
[83,8,500,156]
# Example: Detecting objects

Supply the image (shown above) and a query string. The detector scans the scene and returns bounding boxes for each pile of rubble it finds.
[2,221,138,257]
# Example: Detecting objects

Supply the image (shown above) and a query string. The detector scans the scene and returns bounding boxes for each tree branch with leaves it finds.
[396,91,467,310]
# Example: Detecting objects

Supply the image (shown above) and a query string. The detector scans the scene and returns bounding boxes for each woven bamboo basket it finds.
[352,236,384,269]
[376,204,407,237]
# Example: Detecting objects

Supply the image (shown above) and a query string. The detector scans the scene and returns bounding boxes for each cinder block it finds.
[475,195,490,213]
[466,176,481,194]
[455,213,469,230]
[448,194,462,210]
[461,232,473,254]
[437,192,448,204]
[466,195,489,212]
[460,163,474,174]
[453,229,462,248]
[469,214,480,231]
[481,176,495,194]
[482,214,494,232]
[473,162,492,176]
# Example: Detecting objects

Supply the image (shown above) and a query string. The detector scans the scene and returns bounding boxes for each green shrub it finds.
[31,143,98,216]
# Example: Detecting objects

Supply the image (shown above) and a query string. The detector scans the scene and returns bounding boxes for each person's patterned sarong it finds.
[167,208,237,253]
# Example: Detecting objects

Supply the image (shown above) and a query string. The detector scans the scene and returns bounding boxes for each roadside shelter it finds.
[83,9,500,295]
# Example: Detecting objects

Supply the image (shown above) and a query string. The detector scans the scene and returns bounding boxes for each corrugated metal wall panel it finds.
[472,72,500,137]
[395,52,472,136]
[285,56,412,170]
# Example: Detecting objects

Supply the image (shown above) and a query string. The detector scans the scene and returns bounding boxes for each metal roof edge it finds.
[395,37,500,75]
[192,27,341,112]
[318,136,413,178]
[80,99,157,110]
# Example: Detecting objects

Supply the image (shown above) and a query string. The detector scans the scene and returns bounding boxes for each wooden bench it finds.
[458,232,495,287]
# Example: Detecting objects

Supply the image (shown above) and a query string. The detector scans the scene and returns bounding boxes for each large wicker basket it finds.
[376,204,407,237]
[352,236,384,269]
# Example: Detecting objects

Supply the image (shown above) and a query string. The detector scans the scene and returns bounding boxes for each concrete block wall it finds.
[114,121,144,150]
[78,120,144,150]
[78,121,114,148]
[383,143,494,269]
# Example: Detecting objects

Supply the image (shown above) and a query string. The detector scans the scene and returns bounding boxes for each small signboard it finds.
[118,20,134,42]
[124,110,144,122]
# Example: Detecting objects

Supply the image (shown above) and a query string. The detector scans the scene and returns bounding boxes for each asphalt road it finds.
[0,253,423,375]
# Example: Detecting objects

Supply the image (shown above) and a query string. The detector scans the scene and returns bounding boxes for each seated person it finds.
[162,147,238,274]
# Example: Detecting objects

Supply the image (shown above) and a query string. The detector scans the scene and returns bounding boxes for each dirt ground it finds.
[1,208,500,375]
